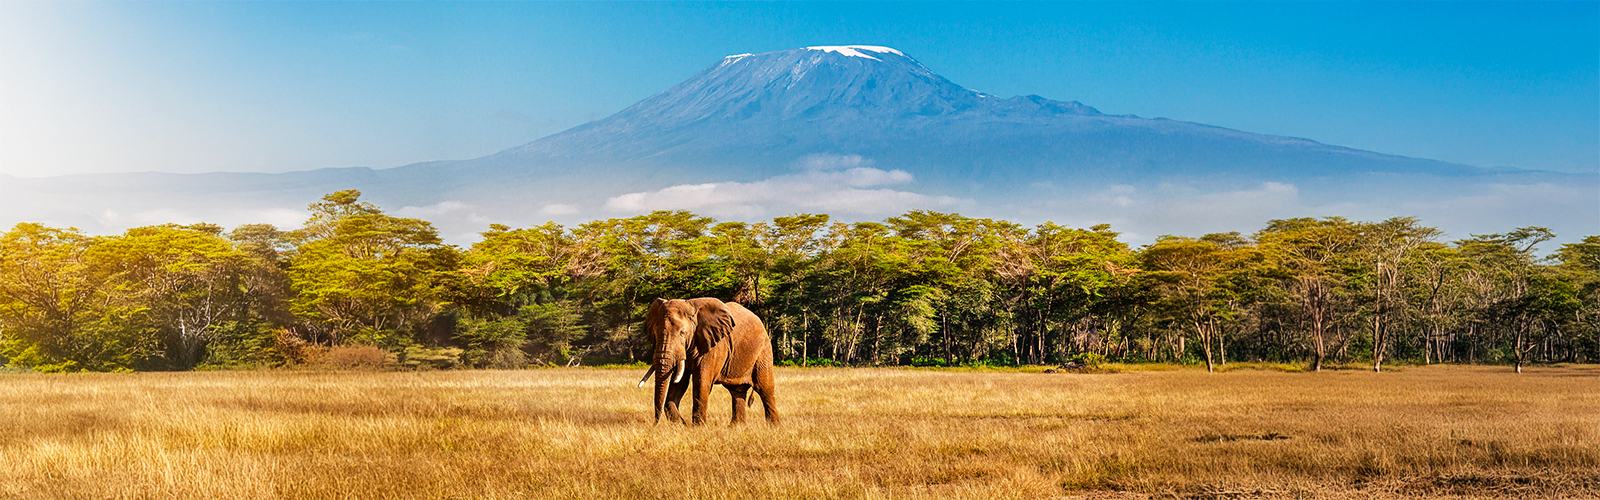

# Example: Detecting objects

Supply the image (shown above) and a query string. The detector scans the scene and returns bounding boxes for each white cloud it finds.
[247,208,306,229]
[88,206,307,232]
[129,208,204,226]
[94,209,121,227]
[604,163,965,218]
[94,208,202,228]
[538,203,581,216]
[796,153,873,171]
[1012,181,1312,243]
[1010,177,1599,248]
[395,201,469,217]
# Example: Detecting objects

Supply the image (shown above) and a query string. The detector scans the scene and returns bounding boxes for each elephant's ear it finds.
[694,299,737,348]
[646,298,668,342]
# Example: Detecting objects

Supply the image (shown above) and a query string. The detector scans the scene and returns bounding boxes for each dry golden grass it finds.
[1,364,1595,499]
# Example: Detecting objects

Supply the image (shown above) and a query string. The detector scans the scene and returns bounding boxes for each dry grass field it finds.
[1,364,1596,499]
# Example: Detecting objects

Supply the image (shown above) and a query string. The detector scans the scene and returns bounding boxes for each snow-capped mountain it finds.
[1,45,1590,243]
[456,45,1478,187]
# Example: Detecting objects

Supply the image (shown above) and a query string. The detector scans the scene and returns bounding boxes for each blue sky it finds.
[2,1,1595,177]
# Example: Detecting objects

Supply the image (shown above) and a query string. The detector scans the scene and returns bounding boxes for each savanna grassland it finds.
[1,365,1596,500]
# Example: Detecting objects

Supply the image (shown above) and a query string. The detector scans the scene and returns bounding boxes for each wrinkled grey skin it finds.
[639,297,778,425]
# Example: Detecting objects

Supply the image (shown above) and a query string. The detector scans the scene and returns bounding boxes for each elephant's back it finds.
[725,302,768,339]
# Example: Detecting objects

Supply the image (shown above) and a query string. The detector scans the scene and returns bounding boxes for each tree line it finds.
[1,190,1595,372]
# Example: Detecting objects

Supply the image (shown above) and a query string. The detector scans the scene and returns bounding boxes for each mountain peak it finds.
[503,45,1124,164]
[803,45,906,60]
[591,45,981,126]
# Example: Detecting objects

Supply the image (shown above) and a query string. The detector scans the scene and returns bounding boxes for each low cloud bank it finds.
[1,162,1592,250]
[604,157,966,218]
[1008,178,1597,247]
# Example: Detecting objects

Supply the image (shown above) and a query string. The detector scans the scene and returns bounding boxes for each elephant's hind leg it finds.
[752,358,779,424]
[727,384,751,424]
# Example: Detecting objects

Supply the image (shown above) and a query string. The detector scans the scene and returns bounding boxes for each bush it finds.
[454,315,529,369]
[273,328,314,364]
[972,352,1018,367]
[777,357,844,367]
[342,328,414,352]
[320,345,394,369]
[401,346,464,370]
[462,347,525,370]
[1070,352,1107,367]
[196,321,280,370]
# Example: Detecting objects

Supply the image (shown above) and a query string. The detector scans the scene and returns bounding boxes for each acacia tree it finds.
[753,214,830,361]
[1144,237,1227,371]
[284,190,458,348]
[1407,242,1469,363]
[437,222,588,367]
[1025,223,1142,364]
[1554,236,1600,361]
[0,224,161,371]
[1257,218,1362,371]
[90,224,256,369]
[823,221,921,364]
[1360,217,1440,372]
[1458,228,1555,373]
[1142,235,1263,372]
[874,211,1029,365]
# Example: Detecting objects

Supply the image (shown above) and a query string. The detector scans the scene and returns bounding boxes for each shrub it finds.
[273,328,313,364]
[0,365,37,374]
[454,315,529,369]
[401,346,464,370]
[777,357,844,367]
[196,321,280,370]
[321,345,393,369]
[1071,352,1107,367]
[462,348,525,370]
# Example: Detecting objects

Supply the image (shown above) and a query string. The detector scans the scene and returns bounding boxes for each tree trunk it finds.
[942,311,951,365]
[849,306,864,365]
[1218,325,1227,367]
[1515,325,1525,374]
[1309,282,1327,372]
[1197,321,1214,373]
[1427,328,1440,363]
[802,312,809,365]
[1036,308,1045,364]
[1312,315,1326,372]
[871,312,883,366]
[1372,316,1386,373]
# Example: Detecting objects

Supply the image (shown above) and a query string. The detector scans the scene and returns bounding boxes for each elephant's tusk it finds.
[674,359,687,383]
[637,366,656,388]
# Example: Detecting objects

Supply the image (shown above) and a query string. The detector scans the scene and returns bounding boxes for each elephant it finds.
[636,297,779,425]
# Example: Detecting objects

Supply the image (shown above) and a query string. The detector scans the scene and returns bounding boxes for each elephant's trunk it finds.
[652,352,682,423]
[653,362,670,423]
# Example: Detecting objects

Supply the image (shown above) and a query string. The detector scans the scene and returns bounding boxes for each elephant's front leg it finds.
[690,374,712,425]
[662,375,691,424]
